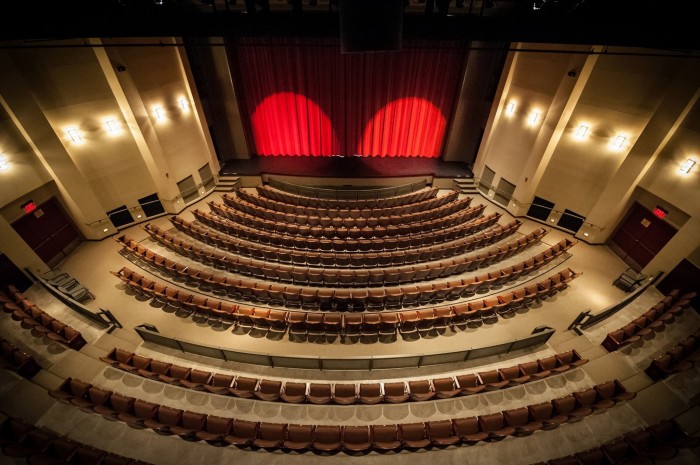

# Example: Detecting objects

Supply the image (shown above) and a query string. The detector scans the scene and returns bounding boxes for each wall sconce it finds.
[680,159,696,174]
[105,119,121,135]
[506,102,516,115]
[574,124,589,139]
[153,106,165,121]
[67,128,83,143]
[179,97,189,112]
[528,111,539,125]
[610,135,626,150]
[0,156,9,172]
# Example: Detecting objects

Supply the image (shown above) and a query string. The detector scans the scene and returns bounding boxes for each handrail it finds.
[134,324,555,371]
[84,175,219,228]
[471,176,605,233]
[267,177,430,201]
[26,269,120,330]
[567,271,662,334]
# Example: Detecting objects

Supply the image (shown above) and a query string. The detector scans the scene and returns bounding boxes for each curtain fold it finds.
[229,37,467,158]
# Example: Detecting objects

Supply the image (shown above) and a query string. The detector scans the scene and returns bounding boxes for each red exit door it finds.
[609,202,677,271]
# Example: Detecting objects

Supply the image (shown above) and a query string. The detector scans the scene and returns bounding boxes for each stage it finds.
[219,156,472,179]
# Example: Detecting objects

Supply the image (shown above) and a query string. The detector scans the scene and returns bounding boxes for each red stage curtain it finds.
[229,38,467,158]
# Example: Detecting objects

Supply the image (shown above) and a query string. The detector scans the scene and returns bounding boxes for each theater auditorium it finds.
[0,1,699,464]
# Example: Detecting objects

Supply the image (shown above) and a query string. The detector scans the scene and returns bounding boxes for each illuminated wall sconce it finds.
[0,156,9,172]
[528,111,540,125]
[610,135,626,150]
[680,158,696,174]
[105,119,121,135]
[574,124,589,139]
[153,106,165,121]
[179,97,189,112]
[67,128,83,143]
[506,102,516,115]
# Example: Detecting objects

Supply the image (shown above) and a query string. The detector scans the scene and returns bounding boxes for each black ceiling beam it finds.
[1,3,698,50]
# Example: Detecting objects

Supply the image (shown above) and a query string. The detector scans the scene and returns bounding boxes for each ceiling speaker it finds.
[339,0,404,53]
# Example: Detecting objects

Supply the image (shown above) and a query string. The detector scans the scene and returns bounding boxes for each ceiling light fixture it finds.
[179,97,189,112]
[0,156,9,171]
[506,102,516,115]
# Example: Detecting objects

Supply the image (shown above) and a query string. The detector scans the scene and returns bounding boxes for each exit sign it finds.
[652,206,667,219]
[21,200,37,214]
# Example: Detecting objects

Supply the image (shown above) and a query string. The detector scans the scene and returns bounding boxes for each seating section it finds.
[214,194,477,238]
[116,231,572,292]
[1,287,87,351]
[150,216,524,268]
[255,184,438,209]
[49,377,634,453]
[602,290,697,352]
[527,418,699,465]
[0,337,41,379]
[123,229,568,288]
[99,347,588,404]
[0,416,154,465]
[234,188,458,219]
[194,205,498,252]
[110,267,582,332]
[644,332,700,380]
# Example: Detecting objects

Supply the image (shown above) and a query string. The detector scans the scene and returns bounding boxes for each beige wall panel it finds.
[0,107,52,209]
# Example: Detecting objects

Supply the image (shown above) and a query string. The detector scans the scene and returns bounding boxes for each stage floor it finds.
[220,156,472,178]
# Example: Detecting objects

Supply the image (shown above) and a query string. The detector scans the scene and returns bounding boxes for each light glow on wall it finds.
[66,128,83,143]
[0,156,9,172]
[153,106,165,121]
[574,124,589,140]
[105,119,122,136]
[679,158,696,174]
[528,111,540,126]
[610,134,627,150]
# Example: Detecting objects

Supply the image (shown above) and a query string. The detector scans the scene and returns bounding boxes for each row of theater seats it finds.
[216,195,476,236]
[118,232,567,294]
[192,208,501,252]
[1,287,86,351]
[255,184,437,209]
[110,238,579,311]
[100,347,587,404]
[530,419,699,465]
[0,416,153,465]
[602,290,696,352]
[50,377,634,453]
[162,216,522,267]
[202,202,485,246]
[645,332,700,381]
[235,187,456,218]
[110,267,580,332]
[0,337,40,379]
[145,222,542,279]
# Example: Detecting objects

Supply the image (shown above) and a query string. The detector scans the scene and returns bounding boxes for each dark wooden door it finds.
[609,202,677,271]
[11,197,82,268]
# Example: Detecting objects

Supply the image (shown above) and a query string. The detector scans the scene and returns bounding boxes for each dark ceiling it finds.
[1,0,698,51]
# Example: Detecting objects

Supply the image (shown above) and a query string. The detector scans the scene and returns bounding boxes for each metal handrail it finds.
[268,177,429,201]
[471,176,605,232]
[568,272,662,334]
[84,174,219,227]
